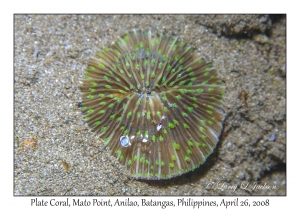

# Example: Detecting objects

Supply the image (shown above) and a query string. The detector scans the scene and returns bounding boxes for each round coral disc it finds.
[80,30,225,179]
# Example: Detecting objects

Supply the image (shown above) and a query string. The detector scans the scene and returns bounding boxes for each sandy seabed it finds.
[14,14,286,196]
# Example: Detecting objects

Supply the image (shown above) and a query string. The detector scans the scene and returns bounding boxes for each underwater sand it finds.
[14,14,286,195]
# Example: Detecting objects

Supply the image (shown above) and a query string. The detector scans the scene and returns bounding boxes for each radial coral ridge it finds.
[80,29,225,180]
